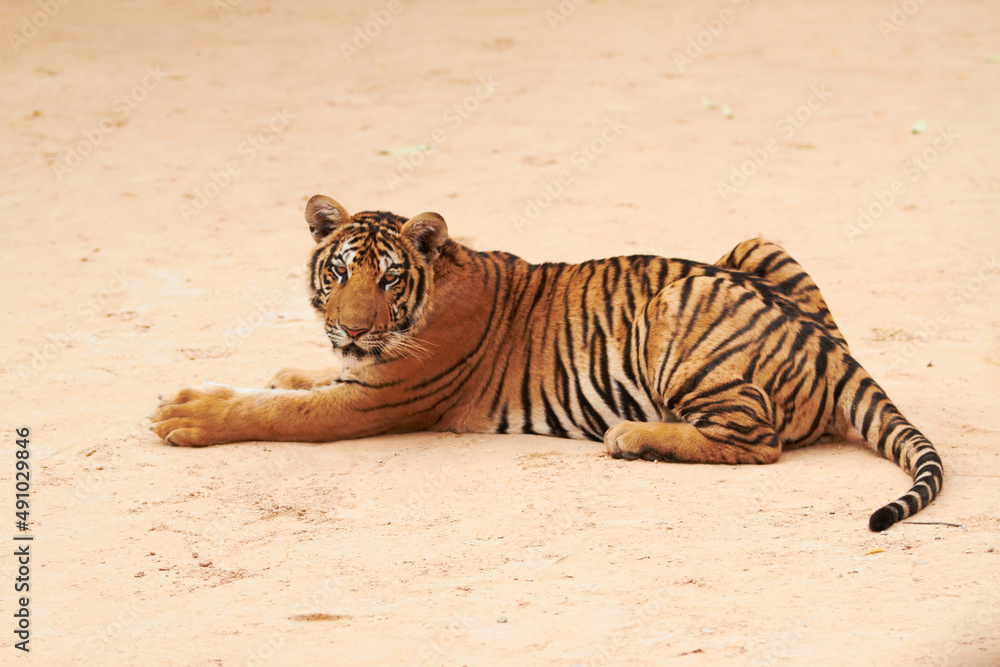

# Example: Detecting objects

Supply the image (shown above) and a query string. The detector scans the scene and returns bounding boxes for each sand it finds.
[2,0,999,664]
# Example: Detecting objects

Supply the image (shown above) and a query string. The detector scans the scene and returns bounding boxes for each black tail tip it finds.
[868,506,898,532]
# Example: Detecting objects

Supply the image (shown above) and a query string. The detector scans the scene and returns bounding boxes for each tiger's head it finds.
[304,195,450,361]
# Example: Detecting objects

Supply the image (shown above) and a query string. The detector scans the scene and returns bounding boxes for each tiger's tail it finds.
[833,355,944,531]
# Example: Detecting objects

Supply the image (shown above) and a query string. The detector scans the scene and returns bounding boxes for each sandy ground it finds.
[2,0,1000,664]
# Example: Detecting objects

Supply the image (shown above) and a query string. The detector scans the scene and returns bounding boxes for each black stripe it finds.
[632,309,655,404]
[541,391,568,438]
[622,320,637,387]
[579,262,595,342]
[912,483,931,505]
[527,264,550,316]
[808,335,835,394]
[891,425,919,460]
[766,255,798,276]
[520,345,535,434]
[538,263,567,357]
[496,404,508,434]
[703,292,767,354]
[411,268,426,314]
[751,321,789,374]
[554,348,571,412]
[602,265,617,332]
[675,276,695,319]
[653,258,670,292]
[309,246,325,289]
[756,249,785,273]
[686,378,746,403]
[617,381,647,422]
[333,378,378,388]
[734,240,758,267]
[913,449,942,471]
[560,267,588,429]
[667,345,747,410]
[589,320,615,410]
[799,386,830,444]
[637,261,653,298]
[860,390,887,436]
[575,379,609,439]
[776,271,809,295]
[848,377,876,426]
[786,323,813,356]
[832,355,860,404]
[680,277,724,343]
[623,267,637,317]
[487,345,514,418]
[655,335,677,395]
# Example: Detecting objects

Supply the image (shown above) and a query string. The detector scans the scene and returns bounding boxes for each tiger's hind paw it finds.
[604,421,668,462]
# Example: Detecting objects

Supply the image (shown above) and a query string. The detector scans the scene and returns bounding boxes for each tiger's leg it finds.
[715,238,848,350]
[605,383,782,465]
[150,380,422,446]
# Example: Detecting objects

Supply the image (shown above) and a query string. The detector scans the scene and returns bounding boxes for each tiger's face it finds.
[305,195,448,361]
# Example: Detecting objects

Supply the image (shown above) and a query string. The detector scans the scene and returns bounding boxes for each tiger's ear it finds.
[305,195,350,243]
[401,212,449,261]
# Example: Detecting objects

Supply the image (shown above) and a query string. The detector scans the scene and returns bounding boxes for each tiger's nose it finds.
[340,324,370,338]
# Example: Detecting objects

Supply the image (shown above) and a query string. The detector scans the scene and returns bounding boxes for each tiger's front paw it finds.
[150,383,246,446]
[266,367,338,390]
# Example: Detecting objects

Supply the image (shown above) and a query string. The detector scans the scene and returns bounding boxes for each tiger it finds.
[150,195,944,532]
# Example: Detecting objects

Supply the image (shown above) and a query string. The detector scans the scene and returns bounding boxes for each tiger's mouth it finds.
[341,341,370,359]
[328,326,412,360]
[334,337,390,359]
